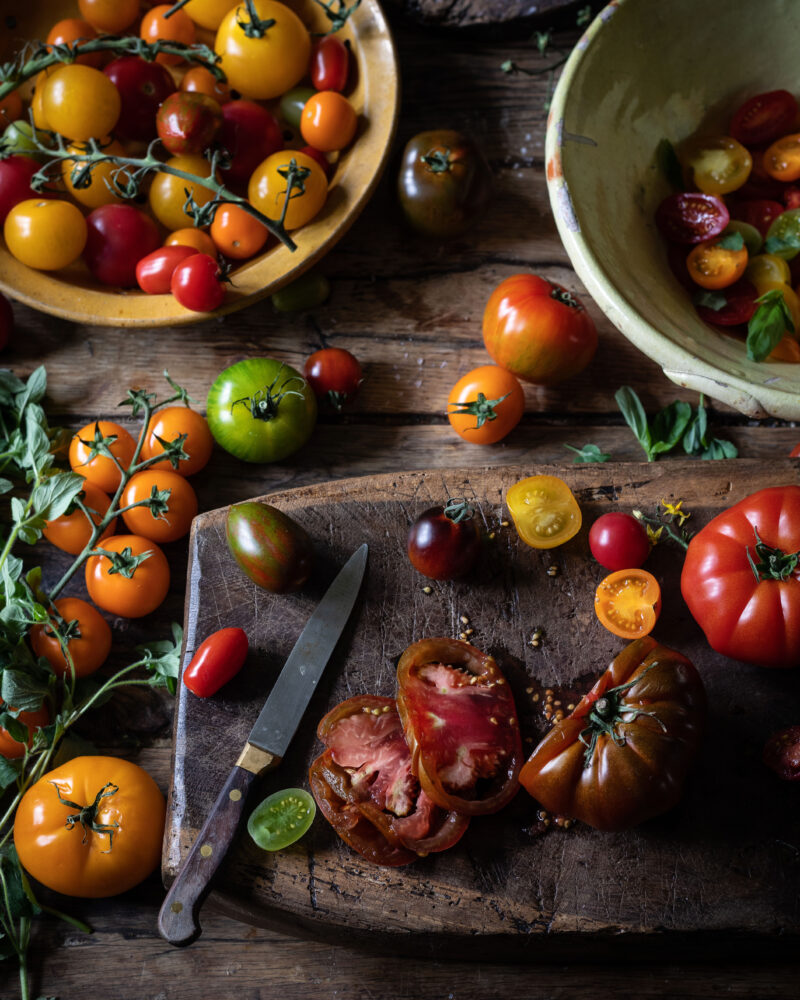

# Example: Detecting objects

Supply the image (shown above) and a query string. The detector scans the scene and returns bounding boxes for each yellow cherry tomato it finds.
[506,475,582,549]
[4,199,87,271]
[679,135,752,195]
[62,139,130,209]
[149,154,219,232]
[43,65,121,142]
[755,281,800,332]
[31,72,52,130]
[745,253,791,287]
[686,238,748,290]
[248,150,327,231]
[183,0,238,30]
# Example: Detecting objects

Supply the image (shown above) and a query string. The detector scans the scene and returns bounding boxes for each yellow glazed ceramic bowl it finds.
[546,0,800,419]
[0,0,398,327]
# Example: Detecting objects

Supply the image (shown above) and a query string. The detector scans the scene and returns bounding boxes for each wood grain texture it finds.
[388,0,577,28]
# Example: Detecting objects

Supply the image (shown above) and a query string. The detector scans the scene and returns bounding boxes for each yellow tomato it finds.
[506,475,582,549]
[753,280,800,333]
[184,0,238,30]
[43,65,121,142]
[248,150,327,231]
[4,199,87,271]
[149,154,219,232]
[745,253,791,287]
[62,139,130,209]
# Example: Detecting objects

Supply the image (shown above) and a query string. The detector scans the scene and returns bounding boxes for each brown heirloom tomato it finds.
[156,91,223,156]
[396,638,522,816]
[309,695,470,867]
[519,637,706,831]
[226,501,313,593]
[397,129,491,239]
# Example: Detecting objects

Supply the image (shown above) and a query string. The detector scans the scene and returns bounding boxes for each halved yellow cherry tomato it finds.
[680,135,752,195]
[745,253,791,287]
[506,475,582,549]
[755,280,800,332]
[686,238,748,290]
[764,133,800,182]
[248,150,327,231]
[595,569,661,640]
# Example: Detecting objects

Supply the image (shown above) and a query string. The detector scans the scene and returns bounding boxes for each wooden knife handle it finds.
[158,764,256,947]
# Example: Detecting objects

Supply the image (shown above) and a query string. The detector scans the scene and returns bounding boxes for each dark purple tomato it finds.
[218,100,283,189]
[695,279,758,326]
[84,204,161,287]
[226,501,313,593]
[136,244,197,294]
[0,155,39,224]
[156,91,223,156]
[0,291,13,350]
[588,512,650,572]
[170,253,226,312]
[728,198,785,238]
[407,503,480,581]
[655,192,729,245]
[310,36,349,92]
[104,56,176,141]
[763,725,800,781]
[304,348,362,410]
[731,90,798,147]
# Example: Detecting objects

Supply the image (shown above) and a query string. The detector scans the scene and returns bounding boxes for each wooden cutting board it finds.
[162,461,800,960]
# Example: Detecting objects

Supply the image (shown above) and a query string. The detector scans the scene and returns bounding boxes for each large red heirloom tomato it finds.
[681,484,800,667]
[519,637,705,831]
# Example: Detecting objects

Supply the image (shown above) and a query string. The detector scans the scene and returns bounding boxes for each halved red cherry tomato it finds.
[136,245,198,294]
[595,568,661,639]
[680,135,752,195]
[588,512,650,571]
[407,501,480,580]
[170,253,227,312]
[655,192,729,244]
[43,480,116,555]
[730,199,785,238]
[69,421,136,494]
[183,627,248,697]
[310,36,350,92]
[506,474,581,549]
[731,90,798,147]
[686,237,748,290]
[30,597,111,679]
[694,278,758,326]
[447,365,524,444]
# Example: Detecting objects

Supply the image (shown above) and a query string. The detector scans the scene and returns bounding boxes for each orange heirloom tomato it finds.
[595,568,662,640]
[447,365,524,444]
[4,199,87,271]
[183,0,239,30]
[43,479,116,555]
[78,0,140,33]
[248,150,328,231]
[141,405,214,476]
[764,133,800,182]
[0,89,23,127]
[140,4,196,66]
[85,534,170,618]
[0,701,49,759]
[300,91,358,153]
[506,475,582,549]
[181,66,232,105]
[46,18,103,68]
[149,154,219,232]
[69,421,136,494]
[14,755,166,898]
[210,203,269,259]
[680,135,752,195]
[164,228,217,256]
[43,65,121,142]
[30,597,112,679]
[121,469,198,543]
[686,238,748,290]
[62,139,130,209]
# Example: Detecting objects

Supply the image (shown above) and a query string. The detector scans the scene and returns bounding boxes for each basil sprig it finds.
[746,288,795,362]
[615,387,737,462]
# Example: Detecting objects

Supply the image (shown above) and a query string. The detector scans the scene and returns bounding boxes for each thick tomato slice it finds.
[519,637,706,831]
[309,695,468,866]
[396,638,522,817]
[730,90,798,147]
[595,568,661,640]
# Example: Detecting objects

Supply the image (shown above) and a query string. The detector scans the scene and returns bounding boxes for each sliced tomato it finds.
[595,568,661,640]
[729,199,785,238]
[730,90,798,147]
[655,192,729,244]
[694,278,758,326]
[680,135,751,195]
[763,134,800,183]
[395,638,522,817]
[686,238,748,290]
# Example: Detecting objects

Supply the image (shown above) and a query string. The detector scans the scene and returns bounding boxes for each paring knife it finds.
[158,543,368,947]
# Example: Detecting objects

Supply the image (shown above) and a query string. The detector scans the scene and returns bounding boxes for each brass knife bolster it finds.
[236,742,282,775]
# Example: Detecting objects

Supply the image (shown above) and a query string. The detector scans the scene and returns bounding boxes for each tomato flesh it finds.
[595,569,661,639]
[655,192,729,244]
[506,474,582,549]
[247,789,316,850]
[731,90,798,146]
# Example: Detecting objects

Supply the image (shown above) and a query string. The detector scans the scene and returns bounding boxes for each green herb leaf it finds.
[747,288,795,362]
[717,230,745,251]
[682,397,709,454]
[765,233,800,254]
[564,443,611,463]
[30,471,84,521]
[650,400,693,455]
[0,755,22,791]
[701,438,739,460]
[1,670,50,713]
[656,138,683,190]
[614,386,652,458]
[692,289,727,311]
[14,365,47,414]
[138,623,183,695]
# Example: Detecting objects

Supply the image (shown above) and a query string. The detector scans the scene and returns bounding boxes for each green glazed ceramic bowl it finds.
[546,0,800,418]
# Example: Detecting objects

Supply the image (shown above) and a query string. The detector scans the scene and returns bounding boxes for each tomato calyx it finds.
[236,0,277,37]
[92,544,152,579]
[549,286,581,309]
[231,366,309,423]
[447,390,511,430]
[442,497,474,524]
[421,148,454,174]
[50,779,120,851]
[746,527,800,582]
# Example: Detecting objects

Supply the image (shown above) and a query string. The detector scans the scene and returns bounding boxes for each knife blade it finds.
[158,543,368,947]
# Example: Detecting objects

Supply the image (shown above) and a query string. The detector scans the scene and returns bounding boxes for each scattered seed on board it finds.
[465,627,474,636]
[459,632,467,640]
[525,686,534,694]
[532,692,540,702]
[460,615,470,624]
[422,586,432,595]
[546,565,559,577]
[500,520,509,527]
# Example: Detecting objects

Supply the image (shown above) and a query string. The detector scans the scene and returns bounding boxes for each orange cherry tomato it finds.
[300,91,358,153]
[447,365,524,444]
[85,534,170,618]
[248,150,328,231]
[62,139,130,209]
[0,90,23,128]
[30,597,112,679]
[770,336,800,362]
[0,700,49,759]
[121,469,198,543]
[679,135,752,195]
[46,18,104,68]
[149,154,219,232]
[181,66,232,105]
[43,480,116,555]
[43,64,121,142]
[595,569,662,640]
[140,4,196,66]
[164,228,217,256]
[686,238,748,290]
[78,0,140,33]
[69,420,137,494]
[4,199,88,271]
[210,203,269,259]
[140,405,214,476]
[764,134,800,182]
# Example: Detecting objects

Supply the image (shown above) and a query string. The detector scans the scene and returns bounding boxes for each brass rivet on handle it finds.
[229,789,242,802]
[170,902,183,913]
[200,844,213,858]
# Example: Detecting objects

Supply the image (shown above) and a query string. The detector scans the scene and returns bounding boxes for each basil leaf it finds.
[717,231,745,251]
[564,443,611,463]
[650,400,693,455]
[692,289,727,311]
[747,289,795,362]
[0,755,22,791]
[682,399,709,454]
[614,386,652,458]
[701,438,739,460]
[657,138,683,190]
[765,233,800,254]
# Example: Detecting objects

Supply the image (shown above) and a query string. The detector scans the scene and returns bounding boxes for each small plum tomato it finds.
[595,568,662,640]
[156,91,223,156]
[226,501,314,592]
[686,237,748,290]
[447,365,524,445]
[248,150,328,231]
[140,5,196,66]
[30,597,112,679]
[763,726,800,781]
[140,405,214,476]
[300,91,357,153]
[745,253,791,287]
[182,0,241,30]
[304,348,362,410]
[731,90,798,147]
[43,65,120,142]
[181,66,231,105]
[764,134,800,183]
[78,0,140,33]
[0,89,22,127]
[655,192,729,244]
[588,512,650,572]
[62,140,131,209]
[210,204,269,259]
[103,57,176,142]
[69,421,137,494]
[43,480,116,555]
[218,100,283,189]
[136,245,197,294]
[46,19,103,68]
[85,534,170,618]
[0,292,12,351]
[149,154,219,232]
[0,701,49,759]
[407,500,481,581]
[4,199,87,271]
[182,627,249,698]
[121,469,198,543]
[506,475,582,550]
[679,135,752,195]
[0,156,39,224]
[171,253,227,312]
[310,36,350,92]
[164,228,217,256]
[84,205,161,288]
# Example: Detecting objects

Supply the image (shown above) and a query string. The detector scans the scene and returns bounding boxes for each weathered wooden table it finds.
[3,8,799,1000]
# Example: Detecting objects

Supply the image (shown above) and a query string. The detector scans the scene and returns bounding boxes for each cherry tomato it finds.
[4,199,87,271]
[299,145,332,177]
[218,100,283,189]
[46,18,103,68]
[731,90,798,147]
[595,568,662,640]
[14,756,165,897]
[271,270,331,312]
[149,154,219,232]
[655,192,729,244]
[0,292,13,351]
[164,228,217,256]
[103,57,176,142]
[279,86,315,130]
[680,135,752,195]
[765,210,800,261]
[171,253,226,312]
[763,726,800,781]
[730,199,785,238]
[30,597,112,679]
[210,204,269,259]
[43,480,116,555]
[84,205,161,288]
[248,788,316,852]
[180,66,231,105]
[447,365,524,444]
[0,155,39,224]
[0,90,22,128]
[506,474,582,549]
[248,150,328,231]
[62,139,131,210]
[791,444,800,457]
[85,534,170,618]
[311,36,350,92]
[588,512,650,571]
[407,501,480,580]
[215,0,311,100]
[78,0,140,33]
[140,405,214,476]
[686,237,748,290]
[300,91,357,152]
[694,278,758,326]
[482,274,598,385]
[763,134,800,183]
[140,4,196,66]
[304,348,362,409]
[156,91,222,156]
[182,0,240,30]
[31,73,51,130]
[226,501,313,592]
[182,627,248,697]
[136,245,198,294]
[69,420,137,494]
[0,701,49,759]
[745,253,791,287]
[121,469,198,543]
[43,65,120,142]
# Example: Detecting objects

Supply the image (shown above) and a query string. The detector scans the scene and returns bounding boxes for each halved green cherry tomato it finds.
[765,210,800,260]
[506,475,582,549]
[183,627,248,697]
[723,220,763,256]
[247,788,316,851]
[595,568,661,640]
[226,501,313,592]
[679,135,752,195]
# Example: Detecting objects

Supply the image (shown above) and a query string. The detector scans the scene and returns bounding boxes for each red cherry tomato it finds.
[310,36,349,92]
[218,100,283,189]
[694,279,758,326]
[729,198,785,238]
[171,253,226,312]
[103,57,176,141]
[303,348,362,409]
[655,193,729,244]
[136,245,198,294]
[730,90,798,147]
[299,145,332,177]
[0,155,39,224]
[0,291,13,351]
[588,512,650,572]
[156,91,222,156]
[84,205,161,287]
[182,627,248,697]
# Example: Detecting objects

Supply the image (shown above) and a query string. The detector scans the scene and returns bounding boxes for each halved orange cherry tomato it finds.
[686,238,748,290]
[30,597,112,679]
[506,475,582,549]
[43,479,116,555]
[764,134,800,182]
[595,569,662,640]
[680,135,752,195]
[0,700,49,759]
[140,5,196,66]
[164,228,217,256]
[68,420,136,494]
[121,469,198,543]
[210,204,269,259]
[140,405,214,476]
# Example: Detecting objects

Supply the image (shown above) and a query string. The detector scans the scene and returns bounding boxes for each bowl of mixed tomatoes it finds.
[0,0,398,325]
[545,0,800,419]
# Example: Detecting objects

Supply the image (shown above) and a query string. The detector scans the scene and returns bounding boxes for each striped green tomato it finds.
[226,501,313,593]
